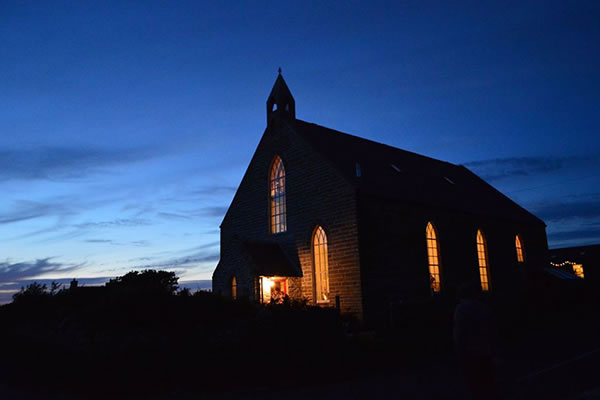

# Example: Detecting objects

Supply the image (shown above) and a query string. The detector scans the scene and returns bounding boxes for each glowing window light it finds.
[515,235,524,263]
[426,222,441,293]
[269,156,287,234]
[312,226,329,303]
[260,276,289,303]
[231,276,237,299]
[260,276,274,303]
[476,230,490,291]
[573,264,584,279]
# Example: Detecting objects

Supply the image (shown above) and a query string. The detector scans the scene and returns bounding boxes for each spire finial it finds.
[266,69,295,123]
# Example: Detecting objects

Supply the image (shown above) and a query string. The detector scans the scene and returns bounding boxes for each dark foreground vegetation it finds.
[0,270,598,399]
[0,271,367,397]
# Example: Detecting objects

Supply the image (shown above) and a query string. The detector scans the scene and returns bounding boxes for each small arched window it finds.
[515,235,524,263]
[476,230,490,291]
[270,156,287,234]
[312,226,329,303]
[426,222,442,293]
[231,276,237,299]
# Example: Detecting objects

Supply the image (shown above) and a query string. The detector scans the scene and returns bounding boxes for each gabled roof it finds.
[290,118,544,225]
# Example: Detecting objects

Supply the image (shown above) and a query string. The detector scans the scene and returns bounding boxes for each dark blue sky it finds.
[1,1,599,302]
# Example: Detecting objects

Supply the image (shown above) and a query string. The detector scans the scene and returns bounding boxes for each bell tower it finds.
[266,68,295,124]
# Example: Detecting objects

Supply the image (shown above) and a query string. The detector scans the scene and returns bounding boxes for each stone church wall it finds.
[214,116,364,319]
[357,195,548,327]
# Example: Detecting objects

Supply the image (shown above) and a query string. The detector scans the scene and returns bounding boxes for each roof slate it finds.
[290,118,544,225]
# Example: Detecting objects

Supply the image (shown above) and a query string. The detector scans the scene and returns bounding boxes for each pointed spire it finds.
[267,70,295,124]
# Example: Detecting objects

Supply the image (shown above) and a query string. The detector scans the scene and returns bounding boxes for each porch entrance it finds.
[260,276,289,304]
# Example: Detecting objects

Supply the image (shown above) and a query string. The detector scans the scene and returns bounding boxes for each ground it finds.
[2,325,598,400]
[1,287,598,400]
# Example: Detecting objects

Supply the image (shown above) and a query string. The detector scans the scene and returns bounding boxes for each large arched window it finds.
[231,276,237,299]
[476,230,490,291]
[312,226,329,303]
[515,235,524,263]
[269,156,287,234]
[426,222,441,293]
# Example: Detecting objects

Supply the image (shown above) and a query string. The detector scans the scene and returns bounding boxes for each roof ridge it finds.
[294,118,457,168]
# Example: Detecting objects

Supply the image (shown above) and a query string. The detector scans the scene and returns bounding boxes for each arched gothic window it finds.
[515,235,524,263]
[231,276,237,299]
[312,226,329,303]
[426,222,441,293]
[269,156,287,234]
[476,230,490,291]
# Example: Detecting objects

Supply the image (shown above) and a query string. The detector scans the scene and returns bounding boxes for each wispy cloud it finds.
[84,239,113,244]
[131,241,220,273]
[83,238,151,247]
[188,185,237,197]
[73,218,152,229]
[139,252,220,269]
[0,146,161,182]
[156,212,191,220]
[0,199,75,225]
[155,206,227,221]
[7,217,154,244]
[189,241,220,251]
[548,224,600,246]
[463,154,599,182]
[533,194,600,222]
[0,258,84,283]
[1,193,149,243]
[189,206,228,218]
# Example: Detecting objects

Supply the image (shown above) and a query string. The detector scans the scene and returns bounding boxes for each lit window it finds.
[313,226,329,303]
[515,235,524,263]
[426,222,441,293]
[573,264,584,279]
[269,156,286,234]
[476,230,490,291]
[231,276,237,299]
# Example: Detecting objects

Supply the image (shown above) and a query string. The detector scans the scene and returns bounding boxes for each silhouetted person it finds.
[270,287,284,304]
[454,282,498,400]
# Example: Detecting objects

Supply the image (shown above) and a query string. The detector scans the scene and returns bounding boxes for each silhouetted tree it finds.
[49,281,63,295]
[106,269,178,295]
[12,282,47,302]
[12,281,62,303]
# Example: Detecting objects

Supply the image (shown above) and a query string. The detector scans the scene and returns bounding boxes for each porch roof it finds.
[243,240,302,277]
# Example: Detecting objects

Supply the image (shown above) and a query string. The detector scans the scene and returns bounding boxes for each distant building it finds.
[549,244,600,303]
[212,73,549,324]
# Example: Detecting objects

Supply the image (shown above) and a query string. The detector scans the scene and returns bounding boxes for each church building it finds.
[212,72,549,324]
